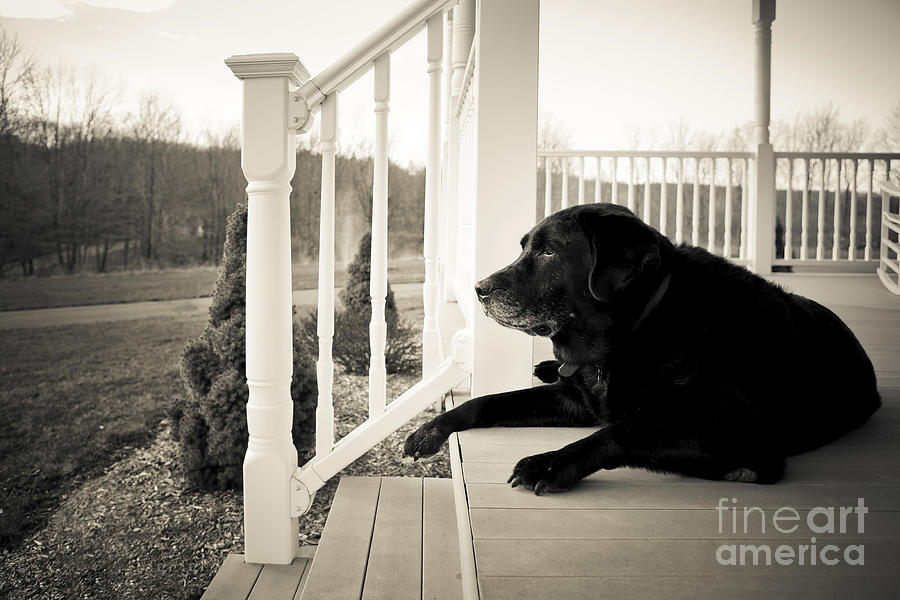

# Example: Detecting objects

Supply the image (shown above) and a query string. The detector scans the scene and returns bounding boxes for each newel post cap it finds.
[225,53,310,86]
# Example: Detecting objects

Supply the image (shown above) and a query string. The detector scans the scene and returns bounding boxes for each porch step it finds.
[300,476,462,600]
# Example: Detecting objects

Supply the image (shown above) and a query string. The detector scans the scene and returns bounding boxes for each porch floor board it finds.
[203,478,461,600]
[453,273,900,599]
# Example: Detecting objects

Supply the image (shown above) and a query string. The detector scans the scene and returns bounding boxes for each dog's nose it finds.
[475,279,492,300]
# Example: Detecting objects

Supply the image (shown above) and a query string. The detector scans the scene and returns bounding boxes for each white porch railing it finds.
[539,150,753,262]
[773,153,898,266]
[539,150,900,270]
[879,181,900,294]
[225,0,537,570]
[226,0,471,566]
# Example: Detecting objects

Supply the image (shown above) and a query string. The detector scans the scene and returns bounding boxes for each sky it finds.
[1,0,899,165]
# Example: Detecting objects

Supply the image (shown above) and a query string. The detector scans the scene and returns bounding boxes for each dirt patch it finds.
[0,371,450,600]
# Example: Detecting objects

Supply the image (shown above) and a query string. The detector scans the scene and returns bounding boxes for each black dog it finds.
[403,203,881,494]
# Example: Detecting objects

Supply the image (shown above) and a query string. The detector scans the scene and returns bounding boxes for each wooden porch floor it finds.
[456,273,900,599]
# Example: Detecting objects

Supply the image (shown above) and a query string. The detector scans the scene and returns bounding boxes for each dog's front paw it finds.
[507,450,580,495]
[403,418,450,460]
[533,360,562,384]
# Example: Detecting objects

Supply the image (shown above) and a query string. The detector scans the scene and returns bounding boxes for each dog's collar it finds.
[557,362,604,385]
[632,272,671,332]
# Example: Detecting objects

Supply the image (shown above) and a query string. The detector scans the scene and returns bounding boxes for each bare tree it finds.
[129,93,182,261]
[0,24,34,139]
[24,62,115,271]
[878,100,900,184]
[200,127,241,263]
[538,110,573,150]
[0,24,36,276]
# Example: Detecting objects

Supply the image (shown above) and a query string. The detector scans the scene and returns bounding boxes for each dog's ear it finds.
[579,209,665,302]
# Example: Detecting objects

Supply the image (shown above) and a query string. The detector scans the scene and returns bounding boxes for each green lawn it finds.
[0,314,207,548]
[0,258,425,312]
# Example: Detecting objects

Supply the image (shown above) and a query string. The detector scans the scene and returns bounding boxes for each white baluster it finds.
[611,157,619,205]
[800,158,809,260]
[660,157,668,237]
[578,156,585,205]
[724,157,733,258]
[692,157,701,246]
[740,158,749,259]
[675,157,684,244]
[627,156,635,212]
[422,15,442,384]
[832,158,841,261]
[708,158,716,253]
[438,8,453,302]
[227,54,305,565]
[317,93,338,456]
[544,157,552,217]
[594,157,602,204]
[785,158,793,259]
[865,158,874,261]
[642,157,652,223]
[848,159,857,261]
[369,53,390,417]
[817,160,826,260]
[561,157,569,209]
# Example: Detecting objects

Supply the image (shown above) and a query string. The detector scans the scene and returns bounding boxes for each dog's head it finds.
[475,203,673,341]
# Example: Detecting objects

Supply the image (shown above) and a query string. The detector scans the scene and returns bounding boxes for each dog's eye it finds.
[540,248,554,257]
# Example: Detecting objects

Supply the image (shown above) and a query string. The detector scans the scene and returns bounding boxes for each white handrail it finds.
[877,181,900,294]
[539,149,753,159]
[299,0,458,109]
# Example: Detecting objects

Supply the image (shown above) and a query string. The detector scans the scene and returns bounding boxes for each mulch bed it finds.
[0,371,450,600]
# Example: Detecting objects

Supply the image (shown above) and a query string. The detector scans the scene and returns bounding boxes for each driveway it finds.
[0,283,423,330]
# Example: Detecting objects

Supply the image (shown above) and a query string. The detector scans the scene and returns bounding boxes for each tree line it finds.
[0,25,426,278]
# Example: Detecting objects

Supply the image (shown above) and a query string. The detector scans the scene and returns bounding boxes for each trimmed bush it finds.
[301,231,420,376]
[174,203,317,491]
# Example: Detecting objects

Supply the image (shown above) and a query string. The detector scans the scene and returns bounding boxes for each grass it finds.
[0,257,425,312]
[0,314,207,549]
[0,281,442,598]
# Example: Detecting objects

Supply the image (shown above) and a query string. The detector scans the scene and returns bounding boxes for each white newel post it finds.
[748,0,775,274]
[471,0,539,396]
[225,53,306,565]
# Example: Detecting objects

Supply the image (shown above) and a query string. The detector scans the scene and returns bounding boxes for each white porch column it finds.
[748,0,776,274]
[225,53,305,565]
[442,0,475,303]
[471,0,540,396]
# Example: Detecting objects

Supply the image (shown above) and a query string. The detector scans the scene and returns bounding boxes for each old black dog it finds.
[403,203,881,494]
